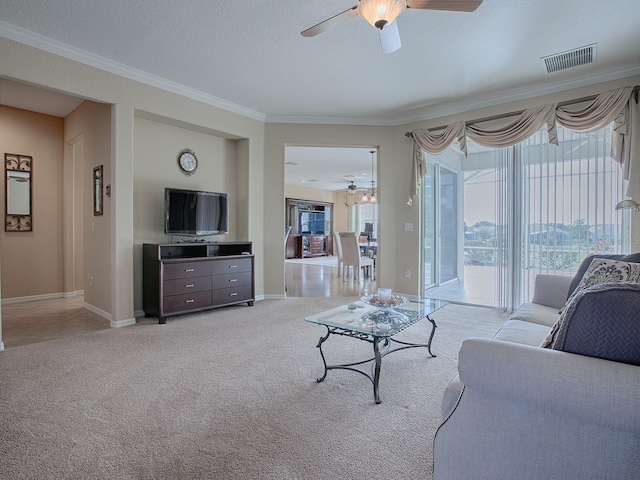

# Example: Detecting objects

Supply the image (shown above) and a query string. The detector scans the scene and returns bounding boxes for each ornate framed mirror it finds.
[5,153,33,232]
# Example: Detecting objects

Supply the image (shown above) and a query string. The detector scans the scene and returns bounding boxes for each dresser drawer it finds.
[163,261,212,280]
[212,284,253,305]
[163,290,212,313]
[212,257,252,275]
[164,276,212,296]
[212,271,252,289]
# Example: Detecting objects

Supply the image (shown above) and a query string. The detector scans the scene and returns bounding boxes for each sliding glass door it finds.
[422,163,460,293]
[420,123,627,309]
[439,167,459,284]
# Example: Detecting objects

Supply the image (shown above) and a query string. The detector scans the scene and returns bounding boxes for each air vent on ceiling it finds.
[542,44,596,73]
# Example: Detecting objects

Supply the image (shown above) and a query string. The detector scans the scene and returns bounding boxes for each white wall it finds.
[264,124,404,296]
[132,116,238,312]
[64,100,112,314]
[0,36,265,328]
[0,33,637,342]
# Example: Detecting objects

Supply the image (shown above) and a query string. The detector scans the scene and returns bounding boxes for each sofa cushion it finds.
[543,258,640,347]
[550,283,640,366]
[567,252,640,298]
[562,258,640,313]
[509,303,559,327]
[493,319,551,346]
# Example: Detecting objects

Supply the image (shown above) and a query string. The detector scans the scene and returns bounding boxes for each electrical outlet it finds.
[88,275,93,287]
[405,268,411,278]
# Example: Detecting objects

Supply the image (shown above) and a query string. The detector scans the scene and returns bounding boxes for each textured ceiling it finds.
[2,1,639,191]
[1,0,639,125]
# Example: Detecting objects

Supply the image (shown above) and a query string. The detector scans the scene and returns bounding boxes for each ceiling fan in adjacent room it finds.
[301,0,483,54]
[340,151,378,206]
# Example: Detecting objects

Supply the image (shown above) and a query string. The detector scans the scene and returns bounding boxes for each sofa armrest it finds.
[434,339,640,479]
[530,274,572,309]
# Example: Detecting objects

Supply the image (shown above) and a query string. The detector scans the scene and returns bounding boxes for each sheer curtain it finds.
[518,125,625,301]
[424,124,625,310]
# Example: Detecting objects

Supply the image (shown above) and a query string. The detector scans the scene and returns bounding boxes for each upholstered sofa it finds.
[433,254,640,480]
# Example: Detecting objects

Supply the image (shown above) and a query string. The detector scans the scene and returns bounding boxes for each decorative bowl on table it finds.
[360,293,409,328]
[361,293,408,310]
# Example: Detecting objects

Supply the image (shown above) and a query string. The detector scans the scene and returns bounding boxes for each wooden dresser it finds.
[143,242,254,324]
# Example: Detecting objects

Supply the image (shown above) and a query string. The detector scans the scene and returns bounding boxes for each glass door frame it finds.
[421,161,463,295]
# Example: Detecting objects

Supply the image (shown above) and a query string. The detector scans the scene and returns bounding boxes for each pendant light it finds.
[368,150,377,204]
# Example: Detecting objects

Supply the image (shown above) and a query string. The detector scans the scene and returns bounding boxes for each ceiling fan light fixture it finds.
[358,0,407,29]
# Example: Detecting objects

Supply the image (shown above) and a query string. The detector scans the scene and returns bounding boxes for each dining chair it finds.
[333,231,344,277]
[338,232,375,282]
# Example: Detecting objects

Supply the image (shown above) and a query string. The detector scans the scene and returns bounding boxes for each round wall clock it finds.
[177,148,198,176]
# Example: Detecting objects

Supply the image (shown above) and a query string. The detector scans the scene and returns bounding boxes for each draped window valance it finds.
[408,86,640,205]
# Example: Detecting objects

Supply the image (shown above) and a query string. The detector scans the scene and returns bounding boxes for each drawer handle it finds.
[185,268,195,272]
[185,284,195,288]
[185,299,195,303]
[229,292,238,296]
[229,278,237,282]
[228,265,237,268]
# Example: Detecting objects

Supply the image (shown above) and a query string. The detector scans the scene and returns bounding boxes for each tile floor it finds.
[1,295,110,349]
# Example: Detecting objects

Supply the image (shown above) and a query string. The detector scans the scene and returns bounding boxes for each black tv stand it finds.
[143,241,254,324]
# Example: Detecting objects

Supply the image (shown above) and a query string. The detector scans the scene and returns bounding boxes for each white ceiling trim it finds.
[2,21,639,128]
[268,65,640,127]
[391,64,640,126]
[0,21,266,122]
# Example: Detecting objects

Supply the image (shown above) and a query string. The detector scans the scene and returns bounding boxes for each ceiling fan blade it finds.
[406,0,482,12]
[301,6,358,37]
[379,21,401,54]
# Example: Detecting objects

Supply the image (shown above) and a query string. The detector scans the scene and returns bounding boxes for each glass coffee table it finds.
[305,295,448,404]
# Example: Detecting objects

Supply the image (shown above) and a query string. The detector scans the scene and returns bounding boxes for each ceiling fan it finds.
[301,0,483,54]
[339,150,378,206]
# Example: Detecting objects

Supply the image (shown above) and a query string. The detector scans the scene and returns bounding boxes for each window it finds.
[422,124,628,309]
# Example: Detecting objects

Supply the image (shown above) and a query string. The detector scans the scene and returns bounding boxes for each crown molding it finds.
[2,21,638,128]
[391,64,640,126]
[0,21,266,122]
[264,114,393,126]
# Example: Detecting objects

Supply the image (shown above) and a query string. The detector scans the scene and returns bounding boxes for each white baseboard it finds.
[0,342,4,351]
[2,291,83,305]
[82,301,112,322]
[134,309,145,319]
[111,317,137,328]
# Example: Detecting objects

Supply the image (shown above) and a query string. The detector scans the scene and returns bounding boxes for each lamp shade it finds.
[357,0,407,29]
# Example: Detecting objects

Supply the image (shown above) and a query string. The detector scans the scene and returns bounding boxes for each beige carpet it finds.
[0,297,508,479]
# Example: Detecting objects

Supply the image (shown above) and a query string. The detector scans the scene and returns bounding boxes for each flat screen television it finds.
[164,188,229,236]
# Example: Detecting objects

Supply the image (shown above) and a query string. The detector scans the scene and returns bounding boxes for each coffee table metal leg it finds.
[316,327,331,382]
[372,337,383,404]
[426,314,437,357]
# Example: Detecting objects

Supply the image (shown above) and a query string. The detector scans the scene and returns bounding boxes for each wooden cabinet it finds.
[143,242,254,324]
[286,234,334,258]
[307,235,324,256]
